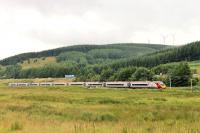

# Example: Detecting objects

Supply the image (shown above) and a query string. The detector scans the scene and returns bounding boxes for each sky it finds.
[0,0,200,59]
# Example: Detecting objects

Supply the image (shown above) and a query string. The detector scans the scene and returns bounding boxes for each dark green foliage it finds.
[0,66,6,78]
[80,112,117,122]
[0,43,172,80]
[5,65,22,79]
[192,77,199,86]
[27,59,30,64]
[19,62,81,78]
[1,41,199,87]
[131,67,153,81]
[0,43,170,66]
[111,67,136,81]
[109,41,200,70]
[33,59,37,63]
[88,49,123,59]
[152,64,177,75]
[56,51,87,65]
[100,68,114,81]
[170,62,192,87]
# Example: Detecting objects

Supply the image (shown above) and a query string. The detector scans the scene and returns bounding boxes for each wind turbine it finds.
[172,34,176,45]
[161,35,167,45]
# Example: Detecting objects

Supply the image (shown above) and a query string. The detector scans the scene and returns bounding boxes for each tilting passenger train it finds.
[9,81,166,89]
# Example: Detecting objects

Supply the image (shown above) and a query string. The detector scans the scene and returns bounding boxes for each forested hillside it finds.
[76,41,200,86]
[1,41,200,87]
[106,41,200,70]
[0,43,169,66]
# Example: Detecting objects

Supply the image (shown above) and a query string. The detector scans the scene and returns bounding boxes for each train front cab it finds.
[154,81,166,89]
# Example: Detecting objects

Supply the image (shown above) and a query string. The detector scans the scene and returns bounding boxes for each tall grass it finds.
[0,85,200,132]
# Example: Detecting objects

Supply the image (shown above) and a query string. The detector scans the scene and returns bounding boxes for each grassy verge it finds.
[0,85,199,132]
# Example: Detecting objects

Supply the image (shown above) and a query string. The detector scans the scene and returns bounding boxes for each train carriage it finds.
[105,82,129,88]
[9,83,18,87]
[29,83,40,86]
[17,83,29,87]
[53,83,67,86]
[85,82,104,87]
[130,81,150,88]
[68,82,85,86]
[39,82,53,86]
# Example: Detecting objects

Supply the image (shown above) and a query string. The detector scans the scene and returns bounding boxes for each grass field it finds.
[0,84,200,133]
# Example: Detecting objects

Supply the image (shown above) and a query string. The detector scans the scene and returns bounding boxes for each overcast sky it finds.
[0,0,200,59]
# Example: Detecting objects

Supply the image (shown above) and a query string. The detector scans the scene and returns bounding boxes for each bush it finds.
[10,121,23,131]
[170,62,192,87]
[131,67,153,81]
[97,113,117,121]
[98,98,122,104]
[80,112,117,122]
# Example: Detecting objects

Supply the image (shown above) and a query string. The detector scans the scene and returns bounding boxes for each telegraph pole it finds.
[169,77,172,89]
[191,79,193,92]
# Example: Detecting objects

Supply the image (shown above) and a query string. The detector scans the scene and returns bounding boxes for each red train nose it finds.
[155,83,162,89]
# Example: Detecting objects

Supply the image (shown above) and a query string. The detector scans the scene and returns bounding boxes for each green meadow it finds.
[0,84,200,133]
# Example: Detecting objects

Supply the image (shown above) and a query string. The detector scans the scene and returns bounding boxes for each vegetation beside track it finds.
[0,85,200,133]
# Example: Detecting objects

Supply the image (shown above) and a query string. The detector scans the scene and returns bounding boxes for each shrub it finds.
[97,113,117,121]
[80,112,117,122]
[10,121,23,131]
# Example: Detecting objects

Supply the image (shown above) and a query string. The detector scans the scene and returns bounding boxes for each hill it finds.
[74,41,200,82]
[106,41,200,70]
[1,41,200,87]
[0,43,171,66]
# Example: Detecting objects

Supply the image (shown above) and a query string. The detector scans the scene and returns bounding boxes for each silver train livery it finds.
[9,81,166,89]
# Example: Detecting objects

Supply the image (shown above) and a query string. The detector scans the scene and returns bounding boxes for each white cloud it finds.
[0,0,200,59]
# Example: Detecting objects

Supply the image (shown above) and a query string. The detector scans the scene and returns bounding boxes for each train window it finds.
[88,84,102,85]
[132,84,148,86]
[107,84,124,86]
[89,84,102,86]
[30,84,38,86]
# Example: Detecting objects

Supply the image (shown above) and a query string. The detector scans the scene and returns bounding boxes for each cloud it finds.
[0,0,200,59]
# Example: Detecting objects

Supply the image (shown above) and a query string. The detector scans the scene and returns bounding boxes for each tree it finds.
[0,66,6,78]
[114,67,136,81]
[27,59,30,64]
[100,68,113,81]
[5,65,22,79]
[131,67,153,81]
[56,51,87,65]
[170,62,192,87]
[152,64,176,75]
